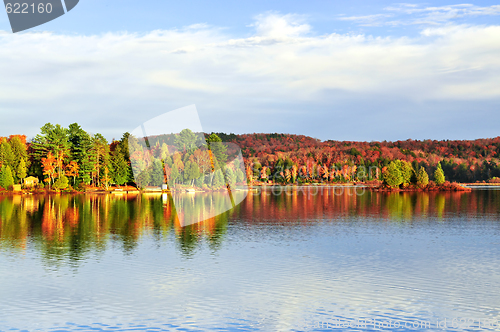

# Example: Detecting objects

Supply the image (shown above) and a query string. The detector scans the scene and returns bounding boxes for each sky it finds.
[0,1,500,142]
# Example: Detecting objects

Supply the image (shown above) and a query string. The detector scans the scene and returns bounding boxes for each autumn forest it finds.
[0,123,499,192]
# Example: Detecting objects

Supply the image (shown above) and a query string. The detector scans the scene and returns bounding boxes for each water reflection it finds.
[0,188,500,331]
[0,188,499,260]
[0,193,236,260]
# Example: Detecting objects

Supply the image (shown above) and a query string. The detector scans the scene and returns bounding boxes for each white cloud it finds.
[341,4,500,26]
[0,13,499,140]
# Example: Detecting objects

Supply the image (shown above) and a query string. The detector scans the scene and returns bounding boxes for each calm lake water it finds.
[0,187,499,331]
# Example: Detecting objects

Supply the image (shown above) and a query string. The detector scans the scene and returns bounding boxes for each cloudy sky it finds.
[0,1,499,141]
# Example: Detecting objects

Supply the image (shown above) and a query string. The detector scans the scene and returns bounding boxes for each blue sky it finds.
[0,1,500,141]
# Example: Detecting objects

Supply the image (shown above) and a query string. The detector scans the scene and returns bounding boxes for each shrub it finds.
[53,175,69,190]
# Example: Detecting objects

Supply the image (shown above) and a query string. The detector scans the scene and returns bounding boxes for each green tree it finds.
[225,168,236,187]
[31,123,70,179]
[184,161,200,186]
[169,164,179,187]
[236,169,245,184]
[0,165,14,190]
[206,133,227,168]
[212,169,225,189]
[416,166,429,188]
[17,159,27,184]
[113,132,134,184]
[195,174,205,188]
[434,163,445,185]
[0,139,14,171]
[398,160,413,187]
[174,129,199,153]
[383,161,403,188]
[9,136,28,182]
[53,175,69,190]
[150,159,164,186]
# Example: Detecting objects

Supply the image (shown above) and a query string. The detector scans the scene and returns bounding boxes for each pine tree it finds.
[169,164,179,187]
[434,163,445,185]
[0,165,14,190]
[225,168,236,187]
[17,159,27,184]
[416,166,429,188]
[212,169,225,189]
[236,169,245,184]
[383,161,403,188]
[399,160,414,187]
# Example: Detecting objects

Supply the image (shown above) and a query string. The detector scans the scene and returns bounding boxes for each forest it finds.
[0,123,499,191]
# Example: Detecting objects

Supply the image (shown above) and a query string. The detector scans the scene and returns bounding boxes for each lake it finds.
[0,187,499,331]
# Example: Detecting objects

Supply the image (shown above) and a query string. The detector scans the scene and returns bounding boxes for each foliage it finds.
[53,175,69,190]
[398,160,413,187]
[434,163,445,185]
[0,165,14,190]
[383,161,403,188]
[416,166,429,188]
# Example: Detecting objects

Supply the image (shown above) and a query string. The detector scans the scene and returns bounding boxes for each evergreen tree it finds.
[206,133,227,168]
[184,161,200,186]
[169,164,179,187]
[383,161,403,188]
[174,129,199,153]
[434,163,445,185]
[0,139,14,171]
[9,136,28,182]
[225,168,236,187]
[17,159,27,184]
[416,166,429,188]
[150,159,164,186]
[31,123,70,179]
[236,169,245,184]
[398,160,413,187]
[212,169,224,189]
[0,165,14,190]
[68,123,93,185]
[195,174,204,188]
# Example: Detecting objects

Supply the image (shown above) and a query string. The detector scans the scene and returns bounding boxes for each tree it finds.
[434,162,445,185]
[174,129,199,153]
[212,169,224,189]
[41,152,57,188]
[399,160,413,187]
[65,161,79,186]
[101,167,111,190]
[225,167,236,187]
[68,123,93,185]
[206,133,227,168]
[383,161,403,188]
[0,165,14,190]
[236,169,245,184]
[184,161,200,186]
[31,123,70,179]
[195,174,205,188]
[9,136,28,182]
[416,166,429,188]
[53,175,69,190]
[169,164,179,187]
[17,159,27,184]
[150,159,164,186]
[0,139,14,171]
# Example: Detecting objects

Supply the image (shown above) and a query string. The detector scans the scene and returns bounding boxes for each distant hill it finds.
[211,132,500,183]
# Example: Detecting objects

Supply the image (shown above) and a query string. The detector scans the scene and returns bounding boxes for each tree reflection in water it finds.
[0,188,498,263]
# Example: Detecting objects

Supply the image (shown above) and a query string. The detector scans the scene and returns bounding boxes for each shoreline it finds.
[2,182,499,195]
